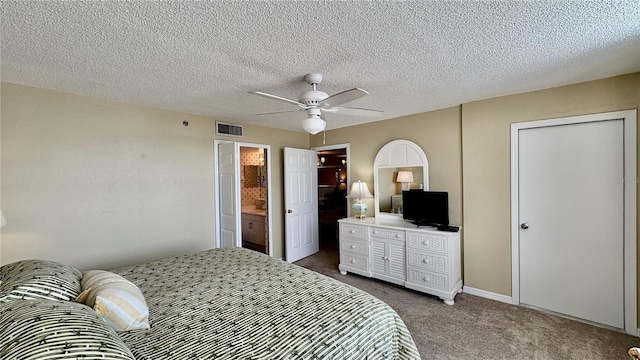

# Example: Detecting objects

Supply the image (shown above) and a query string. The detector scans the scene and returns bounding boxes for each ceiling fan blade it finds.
[320,88,369,108]
[256,109,304,116]
[249,91,305,107]
[323,106,383,117]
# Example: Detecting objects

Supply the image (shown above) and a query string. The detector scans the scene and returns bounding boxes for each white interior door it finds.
[219,142,240,248]
[284,147,319,262]
[518,119,624,328]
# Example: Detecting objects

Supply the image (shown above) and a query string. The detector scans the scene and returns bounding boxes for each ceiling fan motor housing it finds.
[298,90,328,106]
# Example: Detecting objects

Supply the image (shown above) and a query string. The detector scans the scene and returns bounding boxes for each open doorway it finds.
[315,146,348,251]
[240,146,269,254]
[214,140,272,256]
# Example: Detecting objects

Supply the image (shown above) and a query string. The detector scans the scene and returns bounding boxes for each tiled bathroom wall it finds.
[240,148,266,207]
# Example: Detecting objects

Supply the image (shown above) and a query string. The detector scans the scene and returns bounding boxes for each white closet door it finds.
[518,119,624,328]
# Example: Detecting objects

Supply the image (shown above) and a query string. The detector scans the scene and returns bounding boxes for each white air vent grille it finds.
[216,122,244,137]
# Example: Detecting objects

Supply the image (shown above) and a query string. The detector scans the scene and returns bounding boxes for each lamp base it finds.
[352,202,368,219]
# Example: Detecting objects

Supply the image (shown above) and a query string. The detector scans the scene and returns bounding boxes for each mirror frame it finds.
[373,139,429,220]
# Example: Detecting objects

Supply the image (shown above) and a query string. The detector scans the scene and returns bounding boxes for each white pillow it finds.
[76,270,150,332]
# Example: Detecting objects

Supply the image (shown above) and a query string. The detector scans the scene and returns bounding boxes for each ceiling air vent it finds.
[216,122,244,137]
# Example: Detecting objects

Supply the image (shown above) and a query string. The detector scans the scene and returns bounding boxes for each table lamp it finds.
[347,180,373,219]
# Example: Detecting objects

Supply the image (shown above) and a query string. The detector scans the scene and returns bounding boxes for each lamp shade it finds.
[0,210,7,228]
[302,115,326,135]
[396,170,414,183]
[347,180,373,199]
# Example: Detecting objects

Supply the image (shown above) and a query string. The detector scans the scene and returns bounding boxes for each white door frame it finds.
[510,110,636,334]
[311,143,351,216]
[214,140,273,256]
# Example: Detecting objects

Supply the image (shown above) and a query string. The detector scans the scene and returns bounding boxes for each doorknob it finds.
[520,223,529,229]
[285,209,293,214]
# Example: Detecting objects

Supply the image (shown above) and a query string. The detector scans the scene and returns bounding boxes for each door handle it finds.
[285,209,293,214]
[520,223,529,229]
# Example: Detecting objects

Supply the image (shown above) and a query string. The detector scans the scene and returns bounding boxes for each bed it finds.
[1,247,420,359]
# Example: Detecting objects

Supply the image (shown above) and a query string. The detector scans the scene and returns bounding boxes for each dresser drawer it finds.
[407,267,448,291]
[406,232,449,254]
[370,227,405,241]
[340,223,368,240]
[340,238,369,256]
[341,253,369,272]
[407,251,448,272]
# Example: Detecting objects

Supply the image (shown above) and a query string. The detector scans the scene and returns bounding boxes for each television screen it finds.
[402,190,449,226]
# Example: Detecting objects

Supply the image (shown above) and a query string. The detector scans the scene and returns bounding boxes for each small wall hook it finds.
[182,120,189,127]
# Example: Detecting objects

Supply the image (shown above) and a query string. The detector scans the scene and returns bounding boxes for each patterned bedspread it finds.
[113,247,420,359]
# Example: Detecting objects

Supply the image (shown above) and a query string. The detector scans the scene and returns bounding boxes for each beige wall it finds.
[462,73,640,296]
[0,82,307,269]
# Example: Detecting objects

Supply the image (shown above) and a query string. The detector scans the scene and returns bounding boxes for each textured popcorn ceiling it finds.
[1,1,639,132]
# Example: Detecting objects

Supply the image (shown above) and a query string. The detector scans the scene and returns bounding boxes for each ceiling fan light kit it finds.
[302,108,325,134]
[302,116,326,135]
[249,73,382,134]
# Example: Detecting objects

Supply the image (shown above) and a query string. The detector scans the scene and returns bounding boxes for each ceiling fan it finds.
[249,73,382,134]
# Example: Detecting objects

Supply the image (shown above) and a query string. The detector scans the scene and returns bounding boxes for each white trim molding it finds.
[463,286,512,304]
[510,109,637,335]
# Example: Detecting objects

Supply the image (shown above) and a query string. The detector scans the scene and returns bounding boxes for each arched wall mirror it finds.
[373,140,429,220]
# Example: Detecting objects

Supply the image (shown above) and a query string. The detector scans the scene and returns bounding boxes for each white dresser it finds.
[338,217,462,305]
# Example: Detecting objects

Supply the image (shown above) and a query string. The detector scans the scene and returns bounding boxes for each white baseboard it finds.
[463,286,513,304]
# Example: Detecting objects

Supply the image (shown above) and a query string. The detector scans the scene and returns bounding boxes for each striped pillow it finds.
[0,259,82,302]
[76,270,150,332]
[0,299,135,359]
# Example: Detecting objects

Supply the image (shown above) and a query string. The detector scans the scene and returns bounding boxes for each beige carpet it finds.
[294,248,638,360]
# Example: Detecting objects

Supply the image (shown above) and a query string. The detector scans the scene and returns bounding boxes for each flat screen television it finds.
[402,190,449,226]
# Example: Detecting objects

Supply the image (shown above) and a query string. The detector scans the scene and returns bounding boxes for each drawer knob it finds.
[423,277,430,282]
[351,260,356,264]
[396,234,400,238]
[373,230,378,234]
[350,245,356,249]
[350,230,355,234]
[423,240,430,245]
[423,259,430,263]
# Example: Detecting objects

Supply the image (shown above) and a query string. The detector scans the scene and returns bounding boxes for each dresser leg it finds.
[443,298,454,306]
[340,270,347,275]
